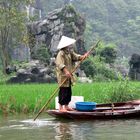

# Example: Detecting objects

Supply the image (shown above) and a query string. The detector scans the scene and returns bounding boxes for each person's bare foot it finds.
[66,107,75,111]
[64,105,75,111]
[59,109,67,112]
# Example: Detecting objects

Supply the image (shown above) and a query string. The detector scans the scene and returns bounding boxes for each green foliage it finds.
[84,23,95,48]
[0,0,31,42]
[96,65,116,81]
[0,0,33,73]
[100,47,117,64]
[74,0,140,56]
[96,42,117,64]
[81,51,116,81]
[93,56,117,81]
[109,77,139,102]
[115,56,129,69]
[0,70,11,84]
[64,4,77,14]
[32,44,51,64]
[80,41,117,80]
[0,82,140,114]
[41,0,140,57]
[94,74,108,82]
[80,59,96,77]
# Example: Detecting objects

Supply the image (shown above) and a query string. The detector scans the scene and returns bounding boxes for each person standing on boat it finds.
[55,36,88,112]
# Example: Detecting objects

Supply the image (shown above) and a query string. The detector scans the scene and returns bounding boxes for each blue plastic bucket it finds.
[75,102,96,111]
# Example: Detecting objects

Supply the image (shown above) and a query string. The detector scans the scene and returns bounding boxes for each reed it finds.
[0,82,140,115]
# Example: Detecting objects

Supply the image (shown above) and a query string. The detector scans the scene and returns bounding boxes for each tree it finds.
[100,47,117,64]
[80,59,96,77]
[0,0,32,74]
[97,43,117,64]
[31,44,51,64]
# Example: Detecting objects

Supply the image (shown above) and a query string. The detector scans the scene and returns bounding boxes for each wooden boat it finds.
[47,100,140,120]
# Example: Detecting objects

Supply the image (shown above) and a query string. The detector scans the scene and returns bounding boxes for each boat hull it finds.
[47,100,140,120]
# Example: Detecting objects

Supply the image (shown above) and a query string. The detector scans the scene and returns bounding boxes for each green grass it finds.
[0,82,140,115]
[0,84,57,114]
[73,81,140,102]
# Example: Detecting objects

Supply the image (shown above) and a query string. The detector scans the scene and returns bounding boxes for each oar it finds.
[33,40,100,121]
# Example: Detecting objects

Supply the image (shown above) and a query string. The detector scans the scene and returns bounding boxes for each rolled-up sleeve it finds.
[71,51,81,61]
[55,51,65,70]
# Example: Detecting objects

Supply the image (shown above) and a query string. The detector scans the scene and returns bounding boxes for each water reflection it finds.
[55,123,73,140]
[54,119,140,140]
[0,116,140,140]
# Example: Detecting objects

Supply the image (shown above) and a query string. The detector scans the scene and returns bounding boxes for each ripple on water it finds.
[0,118,57,130]
[21,118,58,127]
[0,124,29,130]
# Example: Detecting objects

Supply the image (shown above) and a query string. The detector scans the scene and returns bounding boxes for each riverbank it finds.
[0,81,140,115]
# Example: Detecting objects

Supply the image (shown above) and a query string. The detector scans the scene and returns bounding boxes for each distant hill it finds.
[41,0,140,57]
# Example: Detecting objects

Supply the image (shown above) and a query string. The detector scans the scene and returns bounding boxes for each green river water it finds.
[0,114,140,140]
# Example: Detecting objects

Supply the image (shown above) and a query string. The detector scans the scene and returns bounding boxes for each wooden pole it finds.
[33,40,100,121]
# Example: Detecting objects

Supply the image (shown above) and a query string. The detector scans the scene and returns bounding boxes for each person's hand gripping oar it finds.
[63,67,73,79]
[33,40,100,121]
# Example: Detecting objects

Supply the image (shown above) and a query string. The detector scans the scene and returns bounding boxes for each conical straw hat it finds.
[57,36,76,50]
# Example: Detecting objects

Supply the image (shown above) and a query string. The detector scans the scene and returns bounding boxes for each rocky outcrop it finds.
[129,53,140,80]
[7,60,56,83]
[8,5,86,84]
[27,5,86,58]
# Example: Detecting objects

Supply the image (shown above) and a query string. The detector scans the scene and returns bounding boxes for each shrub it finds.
[96,42,117,64]
[97,64,117,80]
[80,59,96,77]
[94,74,108,82]
[32,44,51,64]
[109,77,139,102]
[100,47,117,64]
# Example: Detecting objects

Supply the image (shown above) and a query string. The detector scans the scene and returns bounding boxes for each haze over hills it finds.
[40,0,140,57]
